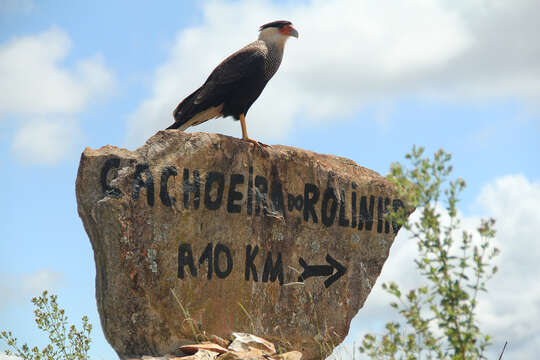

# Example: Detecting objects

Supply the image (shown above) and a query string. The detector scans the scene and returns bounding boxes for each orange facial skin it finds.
[280,24,299,38]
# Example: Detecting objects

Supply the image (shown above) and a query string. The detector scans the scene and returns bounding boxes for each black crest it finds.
[259,20,292,31]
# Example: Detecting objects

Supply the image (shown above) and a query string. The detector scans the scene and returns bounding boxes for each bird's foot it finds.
[243,137,271,148]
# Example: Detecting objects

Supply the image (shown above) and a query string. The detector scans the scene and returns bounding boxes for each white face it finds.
[258,27,289,44]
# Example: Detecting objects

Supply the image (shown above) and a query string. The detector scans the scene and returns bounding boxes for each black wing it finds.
[207,46,266,85]
[170,44,266,129]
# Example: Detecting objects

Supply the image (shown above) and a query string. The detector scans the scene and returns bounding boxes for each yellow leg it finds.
[240,113,249,140]
[239,113,270,148]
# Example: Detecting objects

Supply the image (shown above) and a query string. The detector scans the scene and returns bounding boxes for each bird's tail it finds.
[167,88,201,130]
[166,121,191,131]
[166,119,191,131]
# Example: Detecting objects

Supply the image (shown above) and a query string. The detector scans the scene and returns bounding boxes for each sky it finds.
[0,0,539,358]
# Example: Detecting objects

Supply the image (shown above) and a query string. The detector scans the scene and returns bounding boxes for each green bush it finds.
[1,291,92,360]
[359,147,499,359]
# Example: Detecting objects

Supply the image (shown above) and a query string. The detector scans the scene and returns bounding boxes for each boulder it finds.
[76,131,411,359]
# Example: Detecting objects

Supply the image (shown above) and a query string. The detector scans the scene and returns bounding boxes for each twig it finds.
[497,341,507,360]
[237,302,256,334]
[170,288,200,341]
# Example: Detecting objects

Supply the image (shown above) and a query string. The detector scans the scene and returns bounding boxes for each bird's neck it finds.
[258,36,286,79]
[265,40,285,59]
[266,42,285,80]
[258,30,288,57]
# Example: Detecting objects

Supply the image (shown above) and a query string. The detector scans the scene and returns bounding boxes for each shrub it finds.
[1,291,92,360]
[359,147,499,359]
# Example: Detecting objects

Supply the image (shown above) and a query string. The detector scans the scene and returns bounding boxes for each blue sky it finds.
[1,0,539,359]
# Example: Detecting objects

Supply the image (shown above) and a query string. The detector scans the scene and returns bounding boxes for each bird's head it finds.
[258,20,299,44]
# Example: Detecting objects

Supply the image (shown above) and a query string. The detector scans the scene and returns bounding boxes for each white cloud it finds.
[11,119,80,164]
[474,175,540,357]
[0,28,114,115]
[0,353,22,360]
[0,27,115,165]
[0,269,64,310]
[342,174,540,359]
[127,0,539,147]
[125,0,464,144]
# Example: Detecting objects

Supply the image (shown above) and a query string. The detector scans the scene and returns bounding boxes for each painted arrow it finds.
[298,254,347,288]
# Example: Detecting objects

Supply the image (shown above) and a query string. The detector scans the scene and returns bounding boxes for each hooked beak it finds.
[289,27,299,38]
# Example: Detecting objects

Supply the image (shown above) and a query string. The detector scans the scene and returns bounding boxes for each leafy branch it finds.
[1,291,92,360]
[359,146,499,359]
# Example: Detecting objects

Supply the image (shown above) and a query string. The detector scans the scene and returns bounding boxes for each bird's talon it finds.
[244,138,270,148]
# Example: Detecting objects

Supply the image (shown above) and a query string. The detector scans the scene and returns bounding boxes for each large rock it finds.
[76,131,410,359]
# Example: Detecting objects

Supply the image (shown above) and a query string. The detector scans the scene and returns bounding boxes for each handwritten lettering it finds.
[102,159,405,234]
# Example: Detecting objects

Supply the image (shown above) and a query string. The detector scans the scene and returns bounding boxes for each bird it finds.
[167,20,299,146]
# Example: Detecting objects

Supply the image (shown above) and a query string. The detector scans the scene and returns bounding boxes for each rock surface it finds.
[76,131,411,359]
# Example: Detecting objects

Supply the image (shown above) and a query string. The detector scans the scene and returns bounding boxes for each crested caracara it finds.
[167,20,299,146]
